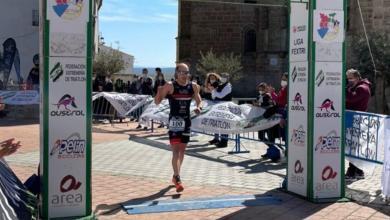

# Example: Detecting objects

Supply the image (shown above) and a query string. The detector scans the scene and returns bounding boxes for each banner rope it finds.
[356,0,377,78]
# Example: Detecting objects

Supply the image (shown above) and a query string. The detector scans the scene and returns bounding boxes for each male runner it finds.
[155,63,202,192]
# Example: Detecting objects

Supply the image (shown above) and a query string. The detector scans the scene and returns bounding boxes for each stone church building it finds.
[177,0,390,97]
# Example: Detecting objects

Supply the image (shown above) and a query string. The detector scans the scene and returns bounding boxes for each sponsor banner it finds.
[288,61,308,196]
[316,43,343,62]
[345,111,386,163]
[47,0,90,57]
[383,118,390,197]
[141,100,282,134]
[92,92,153,117]
[316,0,344,10]
[0,159,37,219]
[289,2,309,62]
[313,61,343,198]
[0,90,39,105]
[43,0,91,218]
[313,10,344,43]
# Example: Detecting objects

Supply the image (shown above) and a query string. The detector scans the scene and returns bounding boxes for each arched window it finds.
[244,29,256,53]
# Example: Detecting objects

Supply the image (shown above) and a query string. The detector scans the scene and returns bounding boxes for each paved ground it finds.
[1,120,389,219]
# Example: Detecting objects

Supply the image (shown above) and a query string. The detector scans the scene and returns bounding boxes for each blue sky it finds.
[99,0,178,67]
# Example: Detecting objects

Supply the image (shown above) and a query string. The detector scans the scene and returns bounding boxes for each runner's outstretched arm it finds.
[155,82,173,105]
[192,83,203,114]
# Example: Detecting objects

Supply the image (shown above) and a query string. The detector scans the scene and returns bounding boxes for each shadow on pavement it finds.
[93,185,178,217]
[130,135,286,176]
[0,118,38,126]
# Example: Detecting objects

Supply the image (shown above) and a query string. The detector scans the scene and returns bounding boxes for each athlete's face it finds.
[176,65,189,82]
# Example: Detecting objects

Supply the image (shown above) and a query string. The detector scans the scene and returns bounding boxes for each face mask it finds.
[220,77,227,83]
[281,80,288,87]
[210,79,216,84]
[348,80,356,86]
[159,77,163,80]
[143,73,147,77]
[259,91,265,95]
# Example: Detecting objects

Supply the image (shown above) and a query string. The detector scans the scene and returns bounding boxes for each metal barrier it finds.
[150,119,286,154]
[92,96,149,125]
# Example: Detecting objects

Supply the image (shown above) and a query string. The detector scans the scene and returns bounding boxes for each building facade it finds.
[177,0,390,97]
[0,0,103,89]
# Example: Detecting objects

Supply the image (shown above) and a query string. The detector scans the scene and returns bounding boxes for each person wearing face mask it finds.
[276,73,288,109]
[345,68,371,180]
[202,72,221,100]
[140,68,154,96]
[208,72,232,148]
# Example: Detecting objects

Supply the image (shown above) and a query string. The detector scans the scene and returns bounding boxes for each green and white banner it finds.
[288,0,345,201]
[287,2,309,197]
[40,0,92,218]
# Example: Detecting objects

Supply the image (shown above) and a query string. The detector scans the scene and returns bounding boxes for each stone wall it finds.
[178,0,288,97]
[179,0,390,99]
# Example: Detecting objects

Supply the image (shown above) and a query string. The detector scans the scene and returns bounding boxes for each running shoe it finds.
[172,175,184,192]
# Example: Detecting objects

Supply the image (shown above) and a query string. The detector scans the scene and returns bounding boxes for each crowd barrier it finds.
[92,93,387,165]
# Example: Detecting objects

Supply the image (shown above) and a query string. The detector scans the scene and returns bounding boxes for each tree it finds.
[196,49,243,81]
[351,33,390,113]
[93,47,127,77]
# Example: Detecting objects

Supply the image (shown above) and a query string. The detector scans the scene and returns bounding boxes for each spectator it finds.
[140,68,153,95]
[153,68,166,95]
[129,76,142,94]
[254,82,280,161]
[0,139,20,161]
[345,68,371,180]
[27,54,39,91]
[0,79,4,90]
[115,78,124,92]
[153,68,166,128]
[202,72,220,100]
[104,76,113,92]
[209,72,232,148]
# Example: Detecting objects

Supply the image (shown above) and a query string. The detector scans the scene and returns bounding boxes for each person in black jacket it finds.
[153,67,166,95]
[140,68,153,95]
[208,72,232,148]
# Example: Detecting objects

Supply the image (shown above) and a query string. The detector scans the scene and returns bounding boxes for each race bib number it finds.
[169,117,185,132]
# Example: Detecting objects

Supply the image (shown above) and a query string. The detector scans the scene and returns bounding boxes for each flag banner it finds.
[0,90,39,105]
[92,92,153,117]
[345,110,386,164]
[0,160,37,220]
[141,100,282,134]
[382,118,390,197]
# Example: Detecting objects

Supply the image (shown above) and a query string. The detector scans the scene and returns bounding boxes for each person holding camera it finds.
[207,72,232,148]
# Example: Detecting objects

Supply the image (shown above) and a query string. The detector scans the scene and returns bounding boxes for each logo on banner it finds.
[321,166,337,181]
[290,93,305,111]
[292,25,306,33]
[315,70,325,87]
[291,125,306,147]
[53,0,84,20]
[290,160,304,185]
[292,66,298,83]
[317,12,340,41]
[50,62,86,82]
[316,70,341,87]
[50,62,64,82]
[316,99,340,118]
[50,133,85,159]
[315,130,340,153]
[51,94,85,116]
[52,175,83,207]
